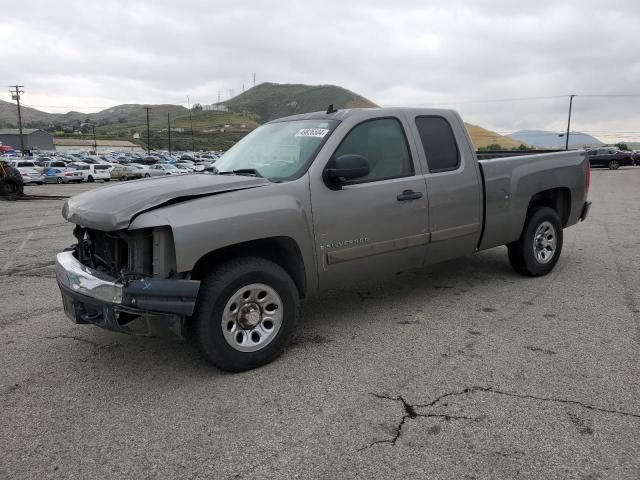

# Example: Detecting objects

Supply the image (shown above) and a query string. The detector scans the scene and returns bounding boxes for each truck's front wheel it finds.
[192,257,299,372]
[507,207,563,277]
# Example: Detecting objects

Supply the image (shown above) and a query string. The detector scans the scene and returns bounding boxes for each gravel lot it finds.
[1,170,639,479]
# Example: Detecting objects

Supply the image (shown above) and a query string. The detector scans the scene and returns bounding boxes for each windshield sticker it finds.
[295,128,329,138]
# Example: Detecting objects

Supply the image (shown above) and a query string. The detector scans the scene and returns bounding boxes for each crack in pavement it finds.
[361,393,473,450]
[363,386,640,449]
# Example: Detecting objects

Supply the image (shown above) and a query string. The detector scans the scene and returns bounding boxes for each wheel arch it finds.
[190,236,308,298]
[526,187,571,227]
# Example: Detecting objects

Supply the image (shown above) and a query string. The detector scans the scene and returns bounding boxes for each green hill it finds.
[221,82,378,122]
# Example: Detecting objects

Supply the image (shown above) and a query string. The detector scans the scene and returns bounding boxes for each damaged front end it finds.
[56,225,199,336]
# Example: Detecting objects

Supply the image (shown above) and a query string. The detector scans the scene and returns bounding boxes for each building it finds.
[53,138,144,153]
[202,104,229,112]
[0,129,54,151]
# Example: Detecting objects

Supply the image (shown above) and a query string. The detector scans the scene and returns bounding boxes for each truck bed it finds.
[477,150,589,251]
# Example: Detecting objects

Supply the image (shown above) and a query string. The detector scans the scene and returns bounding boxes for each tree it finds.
[614,142,628,151]
[479,143,503,151]
[192,103,203,112]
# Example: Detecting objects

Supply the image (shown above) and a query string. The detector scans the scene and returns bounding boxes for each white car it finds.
[175,162,197,172]
[147,164,185,176]
[69,162,112,182]
[20,167,45,185]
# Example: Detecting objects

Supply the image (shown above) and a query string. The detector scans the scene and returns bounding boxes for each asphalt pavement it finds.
[1,170,639,479]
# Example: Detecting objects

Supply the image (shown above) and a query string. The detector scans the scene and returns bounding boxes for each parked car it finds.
[8,161,45,184]
[632,150,640,166]
[69,162,112,182]
[175,162,197,172]
[43,168,84,184]
[56,107,591,372]
[587,148,634,170]
[147,164,185,176]
[8,160,39,170]
[110,164,144,181]
[128,163,151,178]
[20,167,45,185]
[36,159,72,173]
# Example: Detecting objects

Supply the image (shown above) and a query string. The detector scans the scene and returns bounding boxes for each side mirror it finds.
[324,154,370,188]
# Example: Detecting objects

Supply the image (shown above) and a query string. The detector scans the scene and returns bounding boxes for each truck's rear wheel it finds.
[608,160,620,170]
[508,207,563,277]
[192,257,299,372]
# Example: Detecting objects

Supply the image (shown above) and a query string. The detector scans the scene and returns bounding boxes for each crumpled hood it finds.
[62,174,270,231]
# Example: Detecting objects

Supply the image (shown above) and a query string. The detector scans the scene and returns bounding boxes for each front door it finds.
[309,116,429,290]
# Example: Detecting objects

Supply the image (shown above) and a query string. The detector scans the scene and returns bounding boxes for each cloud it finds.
[2,0,639,139]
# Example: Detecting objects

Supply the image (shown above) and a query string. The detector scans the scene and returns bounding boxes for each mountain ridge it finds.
[0,83,526,150]
[508,129,603,148]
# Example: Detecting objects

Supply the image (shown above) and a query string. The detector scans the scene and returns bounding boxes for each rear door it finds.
[408,113,483,265]
[309,115,429,289]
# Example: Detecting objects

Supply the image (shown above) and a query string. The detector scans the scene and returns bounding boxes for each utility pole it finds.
[91,125,97,154]
[565,94,575,151]
[167,112,172,155]
[217,91,221,104]
[187,96,195,151]
[242,83,245,93]
[144,106,152,154]
[253,73,256,88]
[8,85,25,156]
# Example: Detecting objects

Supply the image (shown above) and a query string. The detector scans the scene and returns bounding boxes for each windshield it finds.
[215,119,339,181]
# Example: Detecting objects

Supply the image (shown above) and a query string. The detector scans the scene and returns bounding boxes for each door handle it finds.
[397,189,423,201]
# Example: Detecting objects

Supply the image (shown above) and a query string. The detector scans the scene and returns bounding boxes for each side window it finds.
[333,118,413,183]
[415,116,460,172]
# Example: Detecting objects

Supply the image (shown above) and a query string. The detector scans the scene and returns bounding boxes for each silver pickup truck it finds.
[56,107,591,371]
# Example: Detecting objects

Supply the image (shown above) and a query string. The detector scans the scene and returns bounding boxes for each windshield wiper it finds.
[217,168,262,177]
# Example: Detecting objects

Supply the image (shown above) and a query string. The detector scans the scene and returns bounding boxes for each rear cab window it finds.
[414,116,460,173]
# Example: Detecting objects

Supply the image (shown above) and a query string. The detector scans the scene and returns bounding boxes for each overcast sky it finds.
[2,0,639,141]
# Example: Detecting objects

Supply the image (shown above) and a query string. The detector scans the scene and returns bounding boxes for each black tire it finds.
[144,173,150,178]
[608,160,620,170]
[37,182,43,185]
[104,178,110,182]
[88,175,94,182]
[0,173,24,200]
[56,177,64,184]
[192,257,300,372]
[508,207,563,277]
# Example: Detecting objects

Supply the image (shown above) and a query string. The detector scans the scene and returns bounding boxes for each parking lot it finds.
[1,169,639,479]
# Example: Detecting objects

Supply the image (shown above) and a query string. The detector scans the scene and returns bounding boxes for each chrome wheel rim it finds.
[221,283,283,352]
[533,221,556,264]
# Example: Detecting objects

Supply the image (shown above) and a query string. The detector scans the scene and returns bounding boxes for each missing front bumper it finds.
[55,251,200,335]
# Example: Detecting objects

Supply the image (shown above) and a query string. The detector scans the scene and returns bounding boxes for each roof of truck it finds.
[270,107,456,123]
